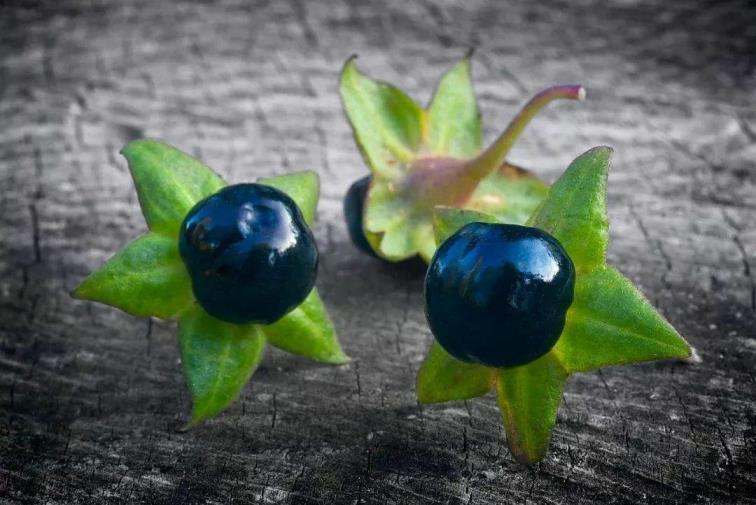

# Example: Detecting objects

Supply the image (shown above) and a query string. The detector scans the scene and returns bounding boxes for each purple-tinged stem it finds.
[463,84,586,183]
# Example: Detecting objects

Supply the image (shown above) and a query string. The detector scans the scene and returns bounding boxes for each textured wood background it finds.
[1,0,755,503]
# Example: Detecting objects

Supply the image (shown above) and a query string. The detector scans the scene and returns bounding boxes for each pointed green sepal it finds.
[554,267,691,372]
[262,289,349,364]
[527,146,611,272]
[178,306,267,427]
[362,181,415,261]
[495,352,567,465]
[427,55,481,158]
[432,206,498,245]
[416,341,494,404]
[258,170,320,226]
[415,222,438,263]
[339,57,424,180]
[73,233,193,320]
[121,139,226,237]
[376,213,430,262]
[468,163,549,224]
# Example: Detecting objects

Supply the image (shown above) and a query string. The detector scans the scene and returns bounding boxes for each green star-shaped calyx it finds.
[340,54,585,262]
[416,146,691,464]
[73,140,349,426]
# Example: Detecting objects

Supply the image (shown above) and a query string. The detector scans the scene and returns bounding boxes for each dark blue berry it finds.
[424,222,575,368]
[343,175,379,258]
[179,183,318,325]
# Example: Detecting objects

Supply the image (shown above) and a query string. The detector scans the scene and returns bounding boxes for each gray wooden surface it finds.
[1,0,755,503]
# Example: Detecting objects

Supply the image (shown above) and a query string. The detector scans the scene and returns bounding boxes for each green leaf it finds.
[377,212,419,261]
[432,206,498,245]
[364,227,384,256]
[362,179,416,261]
[366,213,436,263]
[178,307,266,426]
[414,220,437,263]
[427,56,481,158]
[363,178,411,234]
[340,57,424,180]
[468,163,549,225]
[495,352,567,465]
[553,267,691,372]
[258,170,319,226]
[73,233,193,320]
[416,341,494,404]
[121,139,226,237]
[527,146,611,272]
[262,289,349,364]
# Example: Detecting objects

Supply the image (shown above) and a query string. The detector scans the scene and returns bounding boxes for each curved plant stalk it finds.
[463,85,586,185]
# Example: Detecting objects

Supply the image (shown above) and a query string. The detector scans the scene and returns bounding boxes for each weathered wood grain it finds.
[0,0,754,503]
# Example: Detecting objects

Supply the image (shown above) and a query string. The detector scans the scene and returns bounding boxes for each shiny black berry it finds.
[179,183,318,325]
[424,222,575,368]
[343,175,379,257]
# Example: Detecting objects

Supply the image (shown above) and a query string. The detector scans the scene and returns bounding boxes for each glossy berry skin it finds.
[343,175,379,257]
[179,183,318,325]
[425,222,575,368]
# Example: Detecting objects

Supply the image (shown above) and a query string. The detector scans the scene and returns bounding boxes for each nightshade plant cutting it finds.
[417,147,692,464]
[340,54,584,262]
[73,140,349,426]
